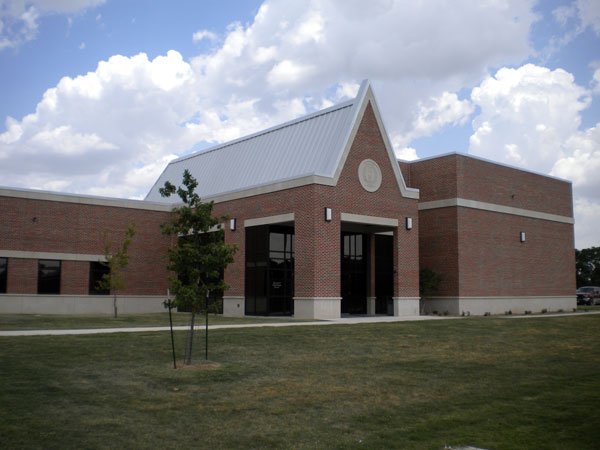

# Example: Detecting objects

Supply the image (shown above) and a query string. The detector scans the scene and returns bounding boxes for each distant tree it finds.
[159,169,236,365]
[576,246,600,287]
[97,223,136,318]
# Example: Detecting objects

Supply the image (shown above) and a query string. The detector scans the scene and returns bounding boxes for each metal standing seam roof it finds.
[145,92,361,203]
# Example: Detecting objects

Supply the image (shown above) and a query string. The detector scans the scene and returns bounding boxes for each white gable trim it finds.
[330,80,419,200]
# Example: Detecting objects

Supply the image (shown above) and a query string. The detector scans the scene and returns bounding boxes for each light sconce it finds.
[405,217,413,230]
[324,207,332,222]
[519,231,526,243]
[230,218,237,231]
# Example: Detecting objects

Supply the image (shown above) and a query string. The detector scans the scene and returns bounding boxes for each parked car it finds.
[576,286,600,305]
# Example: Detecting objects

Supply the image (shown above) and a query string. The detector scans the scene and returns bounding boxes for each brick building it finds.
[0,80,576,317]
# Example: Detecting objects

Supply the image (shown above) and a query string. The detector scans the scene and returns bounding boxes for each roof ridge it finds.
[173,97,356,164]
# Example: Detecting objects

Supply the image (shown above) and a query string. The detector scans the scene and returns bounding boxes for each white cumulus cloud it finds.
[0,50,199,197]
[192,29,218,43]
[469,64,590,171]
[392,91,474,156]
[468,63,599,248]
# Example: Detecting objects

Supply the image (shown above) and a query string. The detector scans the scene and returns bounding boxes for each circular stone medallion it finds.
[358,159,382,192]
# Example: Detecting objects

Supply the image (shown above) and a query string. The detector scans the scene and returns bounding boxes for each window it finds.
[89,262,110,295]
[341,233,368,314]
[246,225,294,316]
[0,257,7,293]
[38,260,61,294]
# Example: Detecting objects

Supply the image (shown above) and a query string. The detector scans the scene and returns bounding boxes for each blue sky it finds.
[0,0,598,248]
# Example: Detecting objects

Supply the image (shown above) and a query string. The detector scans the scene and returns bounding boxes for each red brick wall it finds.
[402,155,458,201]
[6,258,36,294]
[213,101,420,300]
[0,196,172,295]
[456,155,573,217]
[61,260,89,295]
[418,208,459,296]
[406,153,575,298]
[457,209,575,296]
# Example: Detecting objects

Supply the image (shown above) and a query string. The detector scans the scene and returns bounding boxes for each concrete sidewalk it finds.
[0,311,597,337]
[0,314,456,337]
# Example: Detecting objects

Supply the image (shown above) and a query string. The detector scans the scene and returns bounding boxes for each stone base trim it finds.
[367,297,376,316]
[421,296,577,316]
[392,297,420,316]
[0,294,166,315]
[223,296,245,318]
[294,297,342,320]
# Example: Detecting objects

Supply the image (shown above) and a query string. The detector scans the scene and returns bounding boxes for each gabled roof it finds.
[145,80,418,203]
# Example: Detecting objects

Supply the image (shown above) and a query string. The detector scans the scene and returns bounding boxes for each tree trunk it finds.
[113,293,118,318]
[184,312,196,365]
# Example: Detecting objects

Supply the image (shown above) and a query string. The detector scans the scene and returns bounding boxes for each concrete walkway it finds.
[0,311,598,337]
[0,314,456,337]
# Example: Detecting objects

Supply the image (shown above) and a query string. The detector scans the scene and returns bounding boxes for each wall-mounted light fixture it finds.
[324,207,332,222]
[230,218,237,231]
[405,217,413,230]
[520,231,526,243]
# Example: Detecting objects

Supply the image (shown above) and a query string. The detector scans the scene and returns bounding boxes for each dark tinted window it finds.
[246,225,294,316]
[89,262,110,295]
[0,258,7,293]
[38,260,61,294]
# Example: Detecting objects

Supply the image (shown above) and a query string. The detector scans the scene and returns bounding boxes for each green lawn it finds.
[577,304,600,312]
[0,312,303,330]
[1,316,599,449]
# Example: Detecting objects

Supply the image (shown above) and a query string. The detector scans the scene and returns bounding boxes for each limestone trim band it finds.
[0,187,173,212]
[340,213,398,227]
[418,198,574,224]
[0,294,167,315]
[0,250,106,262]
[244,213,295,228]
[421,295,576,316]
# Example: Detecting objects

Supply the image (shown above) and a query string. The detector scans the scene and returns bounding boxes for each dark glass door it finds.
[375,234,394,315]
[245,225,294,316]
[341,233,368,314]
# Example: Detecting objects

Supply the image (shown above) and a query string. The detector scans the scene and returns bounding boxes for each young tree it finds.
[97,223,136,318]
[160,169,236,364]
